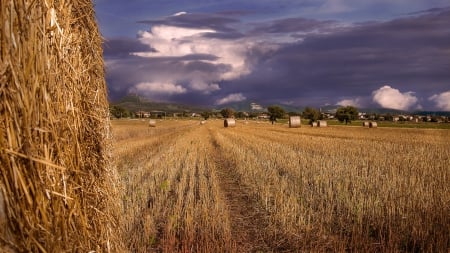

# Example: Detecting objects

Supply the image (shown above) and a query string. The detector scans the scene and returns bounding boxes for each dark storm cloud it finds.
[250,17,339,34]
[138,12,240,32]
[406,6,450,15]
[104,7,450,109]
[221,8,450,107]
[105,53,228,103]
[103,38,155,57]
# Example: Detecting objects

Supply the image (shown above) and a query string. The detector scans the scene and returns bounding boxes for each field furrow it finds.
[209,129,290,252]
[112,119,450,252]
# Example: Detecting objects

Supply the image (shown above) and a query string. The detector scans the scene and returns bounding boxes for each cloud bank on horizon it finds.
[96,0,450,111]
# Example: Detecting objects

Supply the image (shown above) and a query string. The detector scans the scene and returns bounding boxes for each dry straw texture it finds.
[369,122,378,128]
[311,122,318,127]
[289,116,301,128]
[1,0,122,252]
[363,121,370,127]
[224,118,236,127]
[149,119,156,127]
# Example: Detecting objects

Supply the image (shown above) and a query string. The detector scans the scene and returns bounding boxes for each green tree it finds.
[220,108,235,118]
[384,113,393,121]
[110,105,129,118]
[267,105,286,124]
[201,111,211,120]
[288,111,301,116]
[235,111,247,119]
[302,107,320,124]
[335,106,359,124]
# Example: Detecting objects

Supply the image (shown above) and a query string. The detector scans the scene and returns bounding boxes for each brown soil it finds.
[209,132,297,253]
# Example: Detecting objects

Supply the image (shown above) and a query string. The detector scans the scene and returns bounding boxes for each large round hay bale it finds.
[289,116,301,128]
[149,119,157,127]
[318,120,328,127]
[369,122,378,128]
[224,118,236,127]
[0,1,122,252]
[311,122,318,127]
[363,121,370,127]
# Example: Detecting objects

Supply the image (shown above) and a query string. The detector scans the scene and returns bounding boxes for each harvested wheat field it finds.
[113,119,449,252]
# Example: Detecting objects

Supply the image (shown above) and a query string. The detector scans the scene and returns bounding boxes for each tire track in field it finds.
[208,129,292,253]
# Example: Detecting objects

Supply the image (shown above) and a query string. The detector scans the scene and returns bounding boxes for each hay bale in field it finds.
[311,122,318,127]
[318,120,328,127]
[369,122,378,128]
[363,121,370,127]
[200,120,206,125]
[289,116,301,128]
[224,118,236,127]
[0,1,122,252]
[149,119,157,127]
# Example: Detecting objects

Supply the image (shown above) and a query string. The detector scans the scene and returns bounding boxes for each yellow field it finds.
[112,119,449,252]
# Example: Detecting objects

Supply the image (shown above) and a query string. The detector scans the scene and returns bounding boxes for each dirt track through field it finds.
[208,129,298,252]
[209,134,272,252]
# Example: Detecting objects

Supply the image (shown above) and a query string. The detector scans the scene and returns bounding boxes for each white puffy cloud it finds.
[216,93,246,105]
[336,97,363,107]
[172,11,187,16]
[189,80,220,94]
[133,82,187,95]
[372,85,418,110]
[132,25,255,80]
[429,91,450,111]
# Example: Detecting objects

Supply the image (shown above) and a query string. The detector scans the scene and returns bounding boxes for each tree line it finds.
[110,104,360,125]
[217,105,359,125]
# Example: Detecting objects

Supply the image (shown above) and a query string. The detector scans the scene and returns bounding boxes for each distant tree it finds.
[182,110,190,118]
[201,111,211,120]
[384,113,393,122]
[302,107,320,124]
[220,108,235,118]
[110,105,130,118]
[248,112,258,118]
[267,105,286,124]
[235,111,247,119]
[430,116,439,122]
[335,106,359,124]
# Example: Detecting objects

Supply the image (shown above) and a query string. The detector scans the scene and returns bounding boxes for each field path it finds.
[208,129,290,252]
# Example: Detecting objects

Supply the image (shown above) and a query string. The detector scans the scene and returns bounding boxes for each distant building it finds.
[257,113,269,119]
[136,111,151,118]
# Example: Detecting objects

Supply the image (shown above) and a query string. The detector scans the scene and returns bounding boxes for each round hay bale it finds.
[0,1,122,251]
[369,122,378,128]
[311,122,318,127]
[363,121,370,127]
[200,120,206,125]
[224,118,236,127]
[289,116,301,128]
[318,120,328,127]
[149,119,156,127]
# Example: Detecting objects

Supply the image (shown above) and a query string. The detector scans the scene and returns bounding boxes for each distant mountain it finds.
[110,95,450,116]
[413,111,450,116]
[110,94,207,113]
[214,101,303,113]
[358,108,450,116]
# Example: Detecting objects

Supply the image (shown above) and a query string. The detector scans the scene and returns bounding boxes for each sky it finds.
[94,0,450,111]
